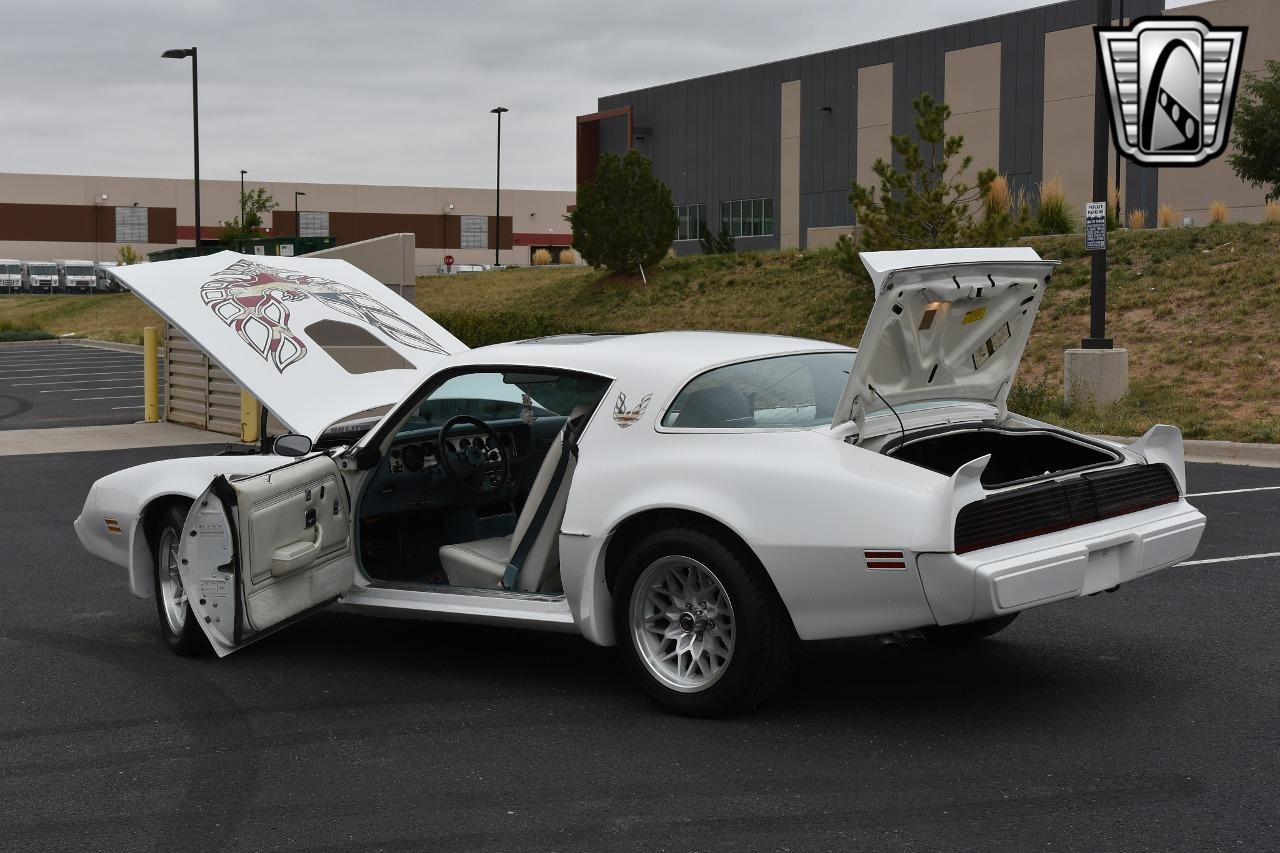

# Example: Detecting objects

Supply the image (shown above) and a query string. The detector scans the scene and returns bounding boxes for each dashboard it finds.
[387,430,518,474]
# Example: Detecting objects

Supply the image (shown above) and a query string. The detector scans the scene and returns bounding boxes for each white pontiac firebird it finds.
[76,247,1205,715]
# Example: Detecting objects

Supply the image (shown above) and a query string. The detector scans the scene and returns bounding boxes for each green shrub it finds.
[567,150,678,274]
[0,318,55,342]
[1034,177,1077,235]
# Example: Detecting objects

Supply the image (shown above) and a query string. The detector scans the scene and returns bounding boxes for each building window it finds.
[675,203,706,241]
[298,211,329,237]
[460,215,488,249]
[115,206,148,243]
[718,197,774,238]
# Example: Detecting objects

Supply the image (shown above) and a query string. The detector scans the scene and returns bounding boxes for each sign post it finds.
[1063,0,1127,406]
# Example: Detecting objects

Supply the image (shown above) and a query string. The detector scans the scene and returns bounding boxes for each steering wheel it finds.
[437,415,511,496]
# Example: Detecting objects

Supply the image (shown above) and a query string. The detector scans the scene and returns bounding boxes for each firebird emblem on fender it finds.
[200,258,449,373]
[613,391,652,428]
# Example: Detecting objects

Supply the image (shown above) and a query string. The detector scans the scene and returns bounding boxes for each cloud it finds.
[1,0,1204,190]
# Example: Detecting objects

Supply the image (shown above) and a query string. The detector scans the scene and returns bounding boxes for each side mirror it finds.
[273,433,313,457]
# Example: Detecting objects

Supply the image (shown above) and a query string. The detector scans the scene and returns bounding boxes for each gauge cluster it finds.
[388,431,517,474]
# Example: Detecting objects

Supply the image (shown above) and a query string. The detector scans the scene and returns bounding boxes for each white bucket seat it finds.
[438,424,577,592]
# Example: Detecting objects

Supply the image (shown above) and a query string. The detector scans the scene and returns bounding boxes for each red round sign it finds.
[444,255,455,267]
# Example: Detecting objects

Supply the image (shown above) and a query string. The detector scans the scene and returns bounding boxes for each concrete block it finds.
[1064,348,1129,406]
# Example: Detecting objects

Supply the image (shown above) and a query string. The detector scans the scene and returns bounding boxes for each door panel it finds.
[179,454,355,656]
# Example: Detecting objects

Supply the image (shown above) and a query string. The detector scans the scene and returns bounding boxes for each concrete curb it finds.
[0,337,144,353]
[1097,435,1280,468]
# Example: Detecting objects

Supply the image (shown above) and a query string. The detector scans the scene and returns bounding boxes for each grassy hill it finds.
[1,221,1275,441]
[418,223,1280,443]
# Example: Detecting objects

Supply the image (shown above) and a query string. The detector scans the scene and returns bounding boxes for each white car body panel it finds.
[76,250,1207,657]
[75,453,290,599]
[840,247,1057,434]
[107,251,467,440]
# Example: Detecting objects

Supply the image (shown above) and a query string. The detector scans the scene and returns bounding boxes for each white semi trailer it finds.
[0,259,21,293]
[24,261,59,293]
[58,260,97,294]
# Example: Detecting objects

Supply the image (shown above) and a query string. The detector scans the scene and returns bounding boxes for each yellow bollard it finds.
[143,326,159,423]
[240,389,261,444]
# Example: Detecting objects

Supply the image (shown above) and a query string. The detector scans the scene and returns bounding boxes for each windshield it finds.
[395,370,611,439]
[662,351,855,429]
[65,265,94,277]
[0,264,19,275]
[28,265,56,275]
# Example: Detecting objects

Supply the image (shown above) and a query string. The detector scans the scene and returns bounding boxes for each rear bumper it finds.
[917,500,1205,625]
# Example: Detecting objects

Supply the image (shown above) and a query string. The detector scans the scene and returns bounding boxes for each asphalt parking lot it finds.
[1,448,1277,852]
[0,344,165,430]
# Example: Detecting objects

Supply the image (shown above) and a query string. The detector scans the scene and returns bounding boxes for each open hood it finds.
[833,247,1059,438]
[112,251,466,440]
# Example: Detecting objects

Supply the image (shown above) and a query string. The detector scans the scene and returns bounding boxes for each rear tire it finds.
[614,525,797,717]
[922,612,1019,646]
[149,500,210,657]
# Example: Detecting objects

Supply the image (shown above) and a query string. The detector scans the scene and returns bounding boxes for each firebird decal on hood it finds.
[201,258,451,373]
[613,391,652,428]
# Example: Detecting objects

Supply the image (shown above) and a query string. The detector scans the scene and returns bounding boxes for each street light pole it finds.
[240,169,247,227]
[490,107,508,267]
[162,47,200,254]
[294,191,306,238]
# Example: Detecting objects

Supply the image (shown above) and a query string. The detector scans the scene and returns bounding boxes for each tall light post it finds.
[294,191,306,238]
[490,107,508,267]
[240,169,247,227]
[161,47,200,254]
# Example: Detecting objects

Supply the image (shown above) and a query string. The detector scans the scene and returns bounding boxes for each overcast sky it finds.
[2,0,1197,191]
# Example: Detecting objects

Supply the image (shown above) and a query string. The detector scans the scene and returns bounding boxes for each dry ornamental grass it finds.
[1127,208,1148,230]
[1158,205,1177,228]
[984,175,1013,218]
[1209,200,1230,225]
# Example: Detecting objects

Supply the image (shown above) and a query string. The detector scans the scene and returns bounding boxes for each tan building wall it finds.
[1159,0,1280,223]
[856,63,893,190]
[945,44,1001,179]
[0,172,575,271]
[1042,25,1126,213]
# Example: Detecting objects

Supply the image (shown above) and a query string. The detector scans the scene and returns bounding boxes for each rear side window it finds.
[661,352,855,429]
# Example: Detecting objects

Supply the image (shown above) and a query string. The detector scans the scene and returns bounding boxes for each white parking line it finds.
[1180,551,1280,567]
[71,395,143,401]
[1186,485,1280,498]
[0,350,149,356]
[1,370,146,381]
[12,374,144,386]
[0,361,144,374]
[41,385,144,393]
[111,405,146,410]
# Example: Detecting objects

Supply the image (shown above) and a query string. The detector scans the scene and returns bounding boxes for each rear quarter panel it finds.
[560,422,945,644]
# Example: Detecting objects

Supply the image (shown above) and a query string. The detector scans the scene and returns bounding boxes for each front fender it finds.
[75,453,289,599]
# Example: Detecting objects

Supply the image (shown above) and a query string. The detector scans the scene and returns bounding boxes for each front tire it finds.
[614,525,797,717]
[149,501,210,656]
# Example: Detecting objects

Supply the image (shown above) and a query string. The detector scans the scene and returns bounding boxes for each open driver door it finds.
[178,455,355,657]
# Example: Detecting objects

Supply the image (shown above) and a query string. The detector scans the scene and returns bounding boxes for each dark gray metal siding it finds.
[597,0,1164,250]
